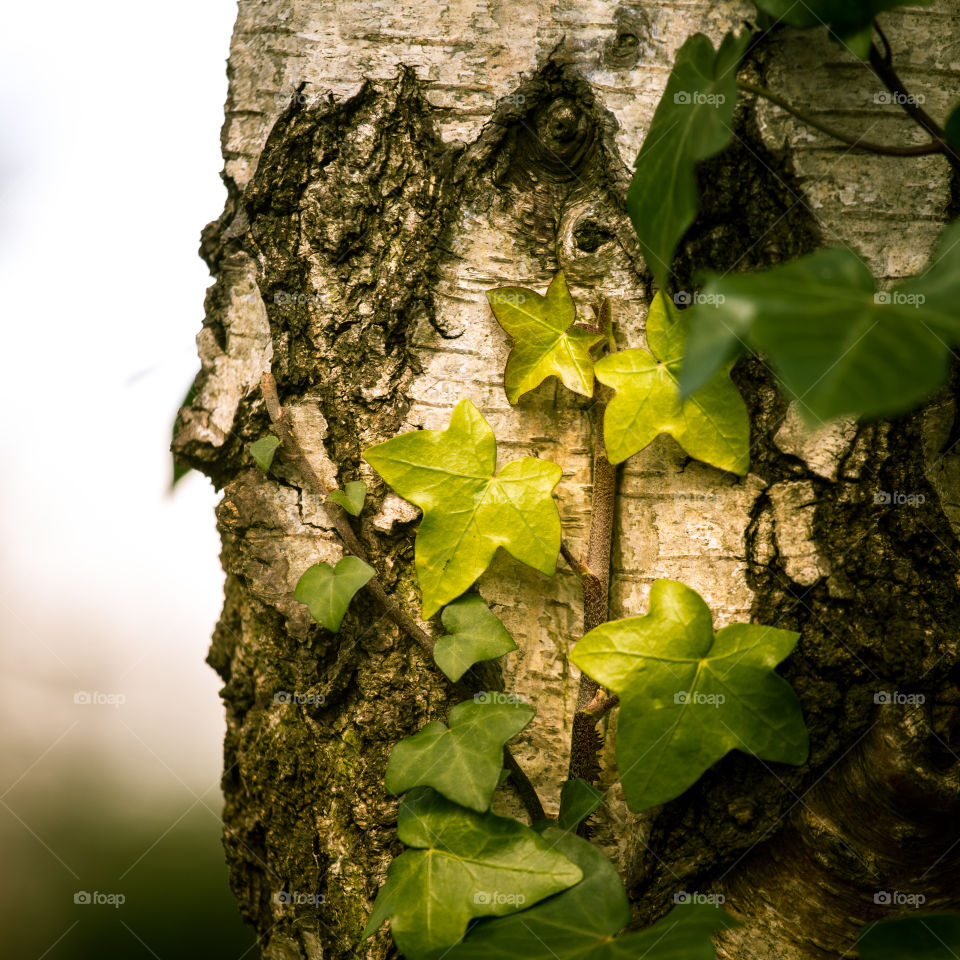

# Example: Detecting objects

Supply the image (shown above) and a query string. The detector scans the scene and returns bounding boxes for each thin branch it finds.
[738,79,943,156]
[584,692,619,720]
[560,541,593,579]
[873,19,892,67]
[260,372,547,823]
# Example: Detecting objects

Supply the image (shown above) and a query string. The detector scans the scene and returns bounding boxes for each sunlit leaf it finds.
[859,913,960,959]
[249,435,281,473]
[363,399,562,618]
[487,272,604,403]
[386,698,534,812]
[681,223,960,422]
[448,828,736,959]
[557,779,604,832]
[362,788,583,959]
[329,480,367,516]
[434,594,518,682]
[627,31,749,288]
[595,292,749,474]
[570,579,808,811]
[294,556,375,632]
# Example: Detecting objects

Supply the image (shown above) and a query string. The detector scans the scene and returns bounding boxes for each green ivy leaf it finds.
[487,271,604,404]
[945,105,960,152]
[680,223,960,422]
[329,480,366,516]
[570,579,808,812]
[386,698,535,812]
[595,292,749,474]
[434,594,518,682]
[363,399,562,618]
[362,788,583,959]
[859,913,960,959]
[249,435,281,473]
[447,828,736,959]
[557,779,604,832]
[752,1,931,39]
[294,556,375,632]
[627,31,749,288]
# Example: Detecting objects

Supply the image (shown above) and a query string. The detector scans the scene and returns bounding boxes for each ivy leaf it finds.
[329,480,366,516]
[363,399,562,618]
[680,223,960,422]
[594,293,749,474]
[627,31,749,287]
[447,828,736,959]
[570,579,808,812]
[434,594,518,682]
[945,105,960,152]
[249,435,281,473]
[362,788,583,959]
[487,271,604,404]
[752,1,931,41]
[557,779,604,832]
[386,698,535,812]
[859,913,960,959]
[294,556,375,632]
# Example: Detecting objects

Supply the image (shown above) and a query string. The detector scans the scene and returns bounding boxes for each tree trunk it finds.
[174,2,960,957]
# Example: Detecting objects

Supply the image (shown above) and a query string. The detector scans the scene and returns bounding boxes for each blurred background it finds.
[0,2,257,956]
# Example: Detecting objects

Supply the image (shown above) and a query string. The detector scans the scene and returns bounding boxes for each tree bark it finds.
[174,2,960,957]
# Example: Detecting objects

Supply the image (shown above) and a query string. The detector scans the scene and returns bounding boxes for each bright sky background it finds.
[0,1,239,808]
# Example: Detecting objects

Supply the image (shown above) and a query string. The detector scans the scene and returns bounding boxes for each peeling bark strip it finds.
[175,3,960,957]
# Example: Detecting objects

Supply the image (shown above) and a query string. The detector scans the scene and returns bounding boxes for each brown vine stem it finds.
[737,79,944,157]
[566,397,618,800]
[260,372,546,823]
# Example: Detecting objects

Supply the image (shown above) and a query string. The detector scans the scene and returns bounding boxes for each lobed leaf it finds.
[435,594,518,682]
[859,913,960,959]
[557,779,604,832]
[249,435,281,473]
[329,480,367,516]
[570,579,808,811]
[363,399,562,618]
[362,788,583,959]
[595,292,749,474]
[487,271,604,404]
[385,698,535,812]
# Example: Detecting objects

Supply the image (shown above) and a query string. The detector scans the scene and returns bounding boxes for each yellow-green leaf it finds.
[595,293,749,474]
[487,272,603,404]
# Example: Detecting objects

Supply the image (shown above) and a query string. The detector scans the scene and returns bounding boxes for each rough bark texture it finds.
[174,2,960,957]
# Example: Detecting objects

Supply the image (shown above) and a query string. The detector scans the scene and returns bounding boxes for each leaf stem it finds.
[261,372,547,824]
[567,400,618,798]
[737,79,944,157]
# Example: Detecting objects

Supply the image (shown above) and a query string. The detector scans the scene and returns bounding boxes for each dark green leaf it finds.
[385,698,535,812]
[294,556,375,632]
[557,779,604,831]
[859,913,960,959]
[753,1,931,38]
[945,105,960,152]
[570,579,808,811]
[681,223,960,422]
[329,480,366,516]
[448,828,736,958]
[487,271,604,403]
[249,435,281,473]
[627,31,749,288]
[363,399,562,618]
[435,594,518,682]
[595,292,749,474]
[362,789,583,959]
